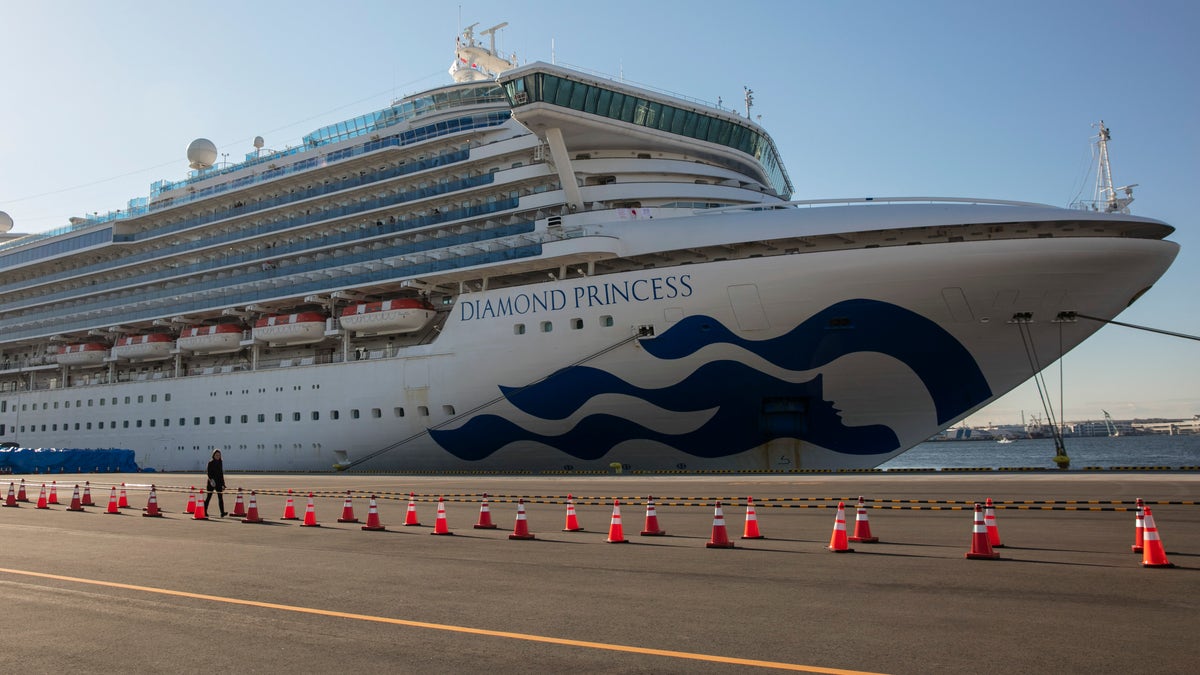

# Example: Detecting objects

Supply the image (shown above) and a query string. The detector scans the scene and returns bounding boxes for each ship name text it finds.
[458,274,693,322]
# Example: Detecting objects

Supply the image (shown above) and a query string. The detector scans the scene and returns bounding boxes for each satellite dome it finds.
[253,136,264,149]
[187,138,218,169]
[0,211,12,233]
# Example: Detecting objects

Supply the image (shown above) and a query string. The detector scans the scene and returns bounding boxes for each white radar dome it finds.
[187,138,218,169]
[253,136,264,149]
[0,211,12,233]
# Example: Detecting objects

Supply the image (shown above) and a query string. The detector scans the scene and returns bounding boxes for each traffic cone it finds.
[826,502,854,552]
[230,488,247,517]
[361,495,386,531]
[742,496,765,539]
[1131,498,1145,553]
[606,499,628,543]
[430,497,453,535]
[1141,507,1173,568]
[104,486,121,515]
[640,495,666,536]
[193,491,208,520]
[35,484,49,509]
[185,487,196,514]
[848,496,878,543]
[509,498,536,540]
[82,481,95,506]
[143,486,163,517]
[17,479,28,502]
[337,491,359,523]
[66,484,85,511]
[984,498,1003,547]
[241,491,265,524]
[404,492,421,526]
[562,494,584,532]
[2,482,16,507]
[48,481,59,504]
[281,489,298,520]
[474,493,497,529]
[118,483,130,509]
[300,493,320,527]
[706,501,736,549]
[965,503,999,559]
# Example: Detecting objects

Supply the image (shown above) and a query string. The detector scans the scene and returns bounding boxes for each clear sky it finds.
[1,1,1196,425]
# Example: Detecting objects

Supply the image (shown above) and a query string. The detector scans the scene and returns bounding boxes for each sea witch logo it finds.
[458,274,693,321]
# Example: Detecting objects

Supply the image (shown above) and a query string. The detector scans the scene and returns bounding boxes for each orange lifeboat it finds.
[177,324,244,354]
[339,298,436,335]
[55,343,108,366]
[252,312,327,345]
[111,333,173,361]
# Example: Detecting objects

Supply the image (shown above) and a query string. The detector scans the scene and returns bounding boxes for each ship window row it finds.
[12,405,441,434]
[17,393,173,412]
[512,315,613,335]
[304,85,508,146]
[505,74,792,199]
[0,229,114,271]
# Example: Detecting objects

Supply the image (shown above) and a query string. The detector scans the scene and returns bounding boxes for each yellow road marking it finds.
[0,566,882,674]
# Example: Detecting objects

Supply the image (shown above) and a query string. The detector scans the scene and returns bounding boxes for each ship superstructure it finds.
[0,25,1178,472]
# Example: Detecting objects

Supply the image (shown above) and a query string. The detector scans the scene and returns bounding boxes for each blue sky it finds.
[1,1,1196,425]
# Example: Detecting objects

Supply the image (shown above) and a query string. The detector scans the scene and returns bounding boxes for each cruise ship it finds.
[0,24,1179,472]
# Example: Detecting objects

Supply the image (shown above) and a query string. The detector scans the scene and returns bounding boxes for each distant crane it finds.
[1102,410,1121,437]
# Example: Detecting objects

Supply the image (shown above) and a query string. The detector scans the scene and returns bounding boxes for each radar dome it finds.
[253,136,264,149]
[0,211,12,233]
[187,138,218,169]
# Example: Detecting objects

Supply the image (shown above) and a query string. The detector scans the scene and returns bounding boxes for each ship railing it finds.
[697,196,1055,214]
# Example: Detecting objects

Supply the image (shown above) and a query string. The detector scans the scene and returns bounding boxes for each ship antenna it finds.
[743,86,754,118]
[1092,120,1137,214]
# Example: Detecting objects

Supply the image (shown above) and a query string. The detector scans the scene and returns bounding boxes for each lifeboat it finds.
[253,312,327,345]
[111,333,173,361]
[339,298,437,335]
[55,343,108,366]
[177,324,244,354]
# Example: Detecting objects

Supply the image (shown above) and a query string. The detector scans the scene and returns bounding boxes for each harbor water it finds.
[878,434,1200,470]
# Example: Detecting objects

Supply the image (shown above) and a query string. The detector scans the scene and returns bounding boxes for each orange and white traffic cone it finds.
[1141,507,1173,568]
[1131,498,1145,553]
[118,483,130,509]
[230,488,247,518]
[281,489,298,520]
[2,482,17,507]
[509,498,536,540]
[185,487,196,514]
[104,486,122,515]
[300,493,320,527]
[143,486,163,517]
[82,481,95,506]
[361,495,386,531]
[606,499,628,543]
[430,497,453,535]
[826,501,854,552]
[848,496,878,543]
[48,481,59,505]
[706,501,736,549]
[474,493,497,529]
[17,479,28,502]
[67,484,85,512]
[640,495,666,536]
[965,503,999,559]
[35,484,49,509]
[742,496,764,539]
[193,491,208,520]
[337,491,359,523]
[562,494,584,532]
[241,491,265,524]
[984,498,1002,548]
[404,492,421,526]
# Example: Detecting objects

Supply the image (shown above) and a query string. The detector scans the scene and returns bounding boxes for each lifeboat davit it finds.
[339,298,436,335]
[253,312,327,345]
[111,333,173,361]
[178,324,244,354]
[55,343,108,366]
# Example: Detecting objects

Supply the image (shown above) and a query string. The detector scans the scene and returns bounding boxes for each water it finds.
[877,434,1200,470]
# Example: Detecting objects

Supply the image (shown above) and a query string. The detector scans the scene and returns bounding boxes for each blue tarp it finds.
[0,448,142,474]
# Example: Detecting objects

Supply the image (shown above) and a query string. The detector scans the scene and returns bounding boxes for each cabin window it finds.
[540,321,553,333]
[209,417,216,425]
[258,414,265,423]
[224,416,232,424]
[330,410,339,421]
[601,315,614,327]
[194,417,201,425]
[514,324,525,335]
[351,409,360,419]
[371,408,381,418]
[443,405,456,416]
[570,318,583,330]
[393,407,405,418]
[240,415,248,424]
[274,413,283,422]
[311,412,320,421]
[293,412,301,422]
[418,406,430,417]
[148,420,154,428]
[180,418,187,426]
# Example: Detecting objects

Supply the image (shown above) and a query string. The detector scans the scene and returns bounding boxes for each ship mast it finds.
[1091,120,1137,214]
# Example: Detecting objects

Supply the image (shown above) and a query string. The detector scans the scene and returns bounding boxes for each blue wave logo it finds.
[430,298,991,461]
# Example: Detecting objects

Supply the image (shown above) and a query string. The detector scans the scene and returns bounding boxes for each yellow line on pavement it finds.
[0,566,883,674]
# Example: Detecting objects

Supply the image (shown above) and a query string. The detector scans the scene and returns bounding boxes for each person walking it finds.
[205,449,227,517]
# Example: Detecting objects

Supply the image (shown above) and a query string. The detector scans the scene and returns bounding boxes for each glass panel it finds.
[569,82,587,110]
[583,85,599,114]
[542,74,559,104]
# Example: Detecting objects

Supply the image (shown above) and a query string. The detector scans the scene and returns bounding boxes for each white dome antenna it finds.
[0,211,13,233]
[187,138,218,170]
